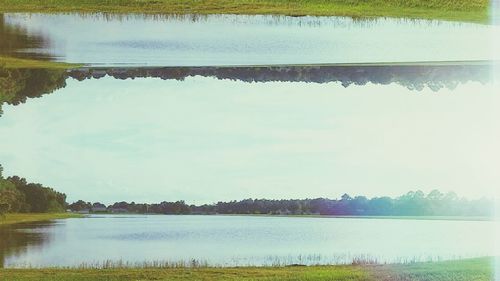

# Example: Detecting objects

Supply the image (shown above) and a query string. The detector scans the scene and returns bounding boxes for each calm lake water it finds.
[0,215,498,268]
[1,13,499,66]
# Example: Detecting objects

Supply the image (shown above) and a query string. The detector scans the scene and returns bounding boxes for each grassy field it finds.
[0,213,83,226]
[371,258,495,281]
[0,0,490,23]
[0,56,81,69]
[0,258,494,281]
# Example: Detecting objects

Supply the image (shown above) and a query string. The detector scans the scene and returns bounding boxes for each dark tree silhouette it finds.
[68,190,494,217]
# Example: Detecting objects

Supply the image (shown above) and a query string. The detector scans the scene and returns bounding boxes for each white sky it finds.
[0,77,499,204]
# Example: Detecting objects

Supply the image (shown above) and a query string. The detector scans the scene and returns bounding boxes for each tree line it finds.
[0,67,67,116]
[0,167,67,214]
[0,164,493,217]
[68,190,493,217]
[68,63,490,92]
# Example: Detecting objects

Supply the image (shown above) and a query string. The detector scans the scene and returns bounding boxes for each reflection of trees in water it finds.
[0,67,67,115]
[69,63,491,91]
[0,222,54,268]
[0,14,51,60]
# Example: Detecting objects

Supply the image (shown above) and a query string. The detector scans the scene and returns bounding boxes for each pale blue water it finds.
[2,13,499,66]
[1,215,497,268]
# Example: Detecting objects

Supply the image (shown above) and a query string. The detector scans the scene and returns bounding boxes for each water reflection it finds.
[1,13,497,66]
[0,14,52,60]
[0,222,55,268]
[0,215,498,268]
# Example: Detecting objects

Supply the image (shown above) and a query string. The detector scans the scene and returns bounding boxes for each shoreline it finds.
[0,56,82,69]
[0,257,494,280]
[2,58,496,70]
[0,213,83,226]
[78,212,494,222]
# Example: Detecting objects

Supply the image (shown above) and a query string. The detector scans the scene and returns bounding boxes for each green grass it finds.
[0,213,83,226]
[0,258,494,281]
[371,257,495,281]
[0,266,371,281]
[0,0,490,23]
[0,56,82,69]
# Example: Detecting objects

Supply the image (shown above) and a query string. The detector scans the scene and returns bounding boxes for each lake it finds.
[0,215,498,268]
[1,13,499,66]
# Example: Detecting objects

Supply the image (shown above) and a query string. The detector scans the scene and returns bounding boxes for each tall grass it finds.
[6,255,484,269]
[0,0,490,23]
[73,259,210,269]
[1,258,493,281]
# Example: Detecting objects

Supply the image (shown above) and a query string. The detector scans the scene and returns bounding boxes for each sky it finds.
[0,77,499,204]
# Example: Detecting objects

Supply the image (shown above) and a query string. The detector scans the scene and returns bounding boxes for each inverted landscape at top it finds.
[1,13,499,68]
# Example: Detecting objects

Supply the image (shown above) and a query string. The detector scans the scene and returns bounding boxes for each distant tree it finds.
[92,202,106,208]
[341,193,352,201]
[368,196,394,215]
[68,200,92,212]
[350,196,369,215]
[396,190,427,215]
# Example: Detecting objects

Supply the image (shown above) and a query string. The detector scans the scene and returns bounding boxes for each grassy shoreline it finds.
[0,56,82,69]
[0,258,494,281]
[52,212,493,222]
[0,0,490,23]
[2,58,493,70]
[0,213,83,226]
[0,210,491,225]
